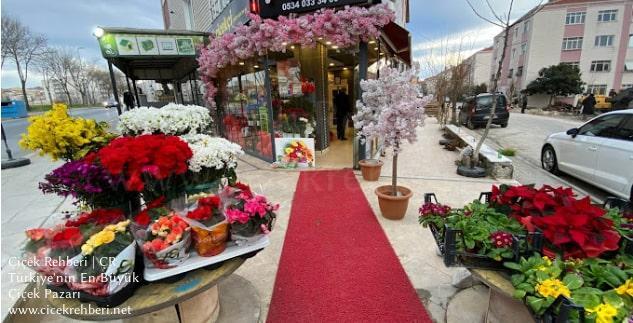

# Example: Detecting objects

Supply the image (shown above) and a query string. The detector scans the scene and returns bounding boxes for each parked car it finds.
[458,93,510,129]
[103,99,119,109]
[541,110,633,200]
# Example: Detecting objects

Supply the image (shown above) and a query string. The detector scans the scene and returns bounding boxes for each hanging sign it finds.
[98,33,204,57]
[257,0,379,18]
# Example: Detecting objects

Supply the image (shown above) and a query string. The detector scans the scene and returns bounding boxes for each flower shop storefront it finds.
[198,3,411,167]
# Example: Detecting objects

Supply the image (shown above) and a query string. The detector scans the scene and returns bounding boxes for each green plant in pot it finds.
[354,64,430,219]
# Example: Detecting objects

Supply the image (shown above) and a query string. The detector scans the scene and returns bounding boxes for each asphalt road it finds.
[1,107,119,159]
[473,111,613,202]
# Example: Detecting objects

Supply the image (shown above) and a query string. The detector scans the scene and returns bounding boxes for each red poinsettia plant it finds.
[97,134,192,201]
[491,184,621,259]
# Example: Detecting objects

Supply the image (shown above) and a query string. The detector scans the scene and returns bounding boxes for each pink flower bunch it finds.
[198,4,395,107]
[225,195,279,225]
[419,203,452,218]
[490,231,514,248]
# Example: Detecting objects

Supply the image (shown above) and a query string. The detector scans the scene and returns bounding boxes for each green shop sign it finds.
[98,33,204,58]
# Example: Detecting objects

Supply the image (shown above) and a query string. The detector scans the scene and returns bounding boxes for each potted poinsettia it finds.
[354,64,430,219]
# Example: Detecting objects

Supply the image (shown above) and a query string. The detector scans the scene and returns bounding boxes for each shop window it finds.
[622,84,633,89]
[624,60,633,72]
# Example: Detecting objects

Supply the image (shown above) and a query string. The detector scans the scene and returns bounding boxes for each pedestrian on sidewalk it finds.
[334,89,350,140]
[123,91,135,111]
[521,93,528,114]
[581,93,596,120]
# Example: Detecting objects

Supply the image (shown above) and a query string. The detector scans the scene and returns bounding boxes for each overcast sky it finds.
[1,0,543,88]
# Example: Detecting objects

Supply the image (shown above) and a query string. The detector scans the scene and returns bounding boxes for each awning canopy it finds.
[95,27,210,82]
[380,22,411,65]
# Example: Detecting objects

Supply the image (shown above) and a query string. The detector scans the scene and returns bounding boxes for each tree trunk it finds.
[65,90,73,106]
[20,80,31,111]
[548,95,553,108]
[392,153,398,196]
[473,26,511,167]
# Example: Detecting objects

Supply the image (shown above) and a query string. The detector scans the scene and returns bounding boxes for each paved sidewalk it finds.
[2,118,514,322]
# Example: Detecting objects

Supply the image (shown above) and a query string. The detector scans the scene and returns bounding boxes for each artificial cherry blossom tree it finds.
[353,64,431,196]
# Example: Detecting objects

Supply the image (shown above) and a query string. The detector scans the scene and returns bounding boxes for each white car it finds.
[541,110,633,201]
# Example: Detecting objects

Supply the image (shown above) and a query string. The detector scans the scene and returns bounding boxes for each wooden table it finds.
[470,269,534,322]
[43,258,245,321]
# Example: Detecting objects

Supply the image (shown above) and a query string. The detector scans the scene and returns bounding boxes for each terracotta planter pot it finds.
[359,159,383,181]
[191,221,229,257]
[375,185,413,220]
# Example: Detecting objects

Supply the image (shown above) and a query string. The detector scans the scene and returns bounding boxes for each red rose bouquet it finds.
[97,134,192,201]
[186,194,229,257]
[220,183,278,244]
[140,213,191,269]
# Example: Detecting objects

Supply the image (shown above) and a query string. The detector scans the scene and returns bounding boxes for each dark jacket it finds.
[582,95,596,115]
[334,91,350,117]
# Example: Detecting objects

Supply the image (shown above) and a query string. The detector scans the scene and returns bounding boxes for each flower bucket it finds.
[191,221,229,257]
[359,159,383,181]
[375,185,412,220]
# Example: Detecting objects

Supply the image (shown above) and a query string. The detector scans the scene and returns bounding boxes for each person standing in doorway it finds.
[334,90,350,140]
[521,93,528,114]
[123,91,135,111]
[581,93,596,120]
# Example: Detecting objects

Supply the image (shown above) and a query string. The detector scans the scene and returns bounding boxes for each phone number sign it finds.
[258,0,379,18]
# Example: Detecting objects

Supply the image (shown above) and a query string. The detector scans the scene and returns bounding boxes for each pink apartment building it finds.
[491,0,633,105]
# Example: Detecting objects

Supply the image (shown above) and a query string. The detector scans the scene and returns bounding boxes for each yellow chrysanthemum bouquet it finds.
[19,103,115,161]
[66,220,137,296]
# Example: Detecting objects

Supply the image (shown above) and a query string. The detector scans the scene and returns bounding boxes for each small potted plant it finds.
[186,194,229,257]
[220,183,278,244]
[354,64,430,219]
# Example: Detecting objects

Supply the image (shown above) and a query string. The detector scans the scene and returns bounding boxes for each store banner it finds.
[258,0,379,18]
[209,0,251,36]
[98,33,204,57]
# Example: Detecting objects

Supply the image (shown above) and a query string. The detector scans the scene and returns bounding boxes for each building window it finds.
[523,21,529,33]
[514,27,518,38]
[625,60,633,72]
[594,35,614,47]
[521,43,527,54]
[508,69,513,78]
[512,48,516,59]
[622,84,633,89]
[587,84,607,95]
[597,9,617,22]
[565,12,586,24]
[590,60,611,72]
[563,61,580,69]
[562,37,583,50]
[629,34,633,48]
[517,66,523,77]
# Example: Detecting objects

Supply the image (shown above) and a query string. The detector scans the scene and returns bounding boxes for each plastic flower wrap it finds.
[117,104,212,136]
[65,220,136,296]
[97,134,192,201]
[39,153,130,209]
[186,194,229,257]
[279,139,313,168]
[180,134,243,193]
[140,213,191,269]
[220,183,278,244]
[19,103,114,161]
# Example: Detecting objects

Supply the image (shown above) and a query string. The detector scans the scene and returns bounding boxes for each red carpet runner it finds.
[267,169,432,323]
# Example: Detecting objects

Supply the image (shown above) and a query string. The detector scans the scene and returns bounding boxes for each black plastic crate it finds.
[538,295,585,323]
[422,192,543,271]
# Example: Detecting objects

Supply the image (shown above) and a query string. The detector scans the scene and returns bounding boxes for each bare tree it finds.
[1,14,47,110]
[465,0,543,169]
[41,48,76,105]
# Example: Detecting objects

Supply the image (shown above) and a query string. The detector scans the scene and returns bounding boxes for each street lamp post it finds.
[1,123,30,169]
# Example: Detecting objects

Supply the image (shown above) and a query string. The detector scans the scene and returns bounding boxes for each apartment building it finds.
[464,47,493,89]
[491,0,633,105]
